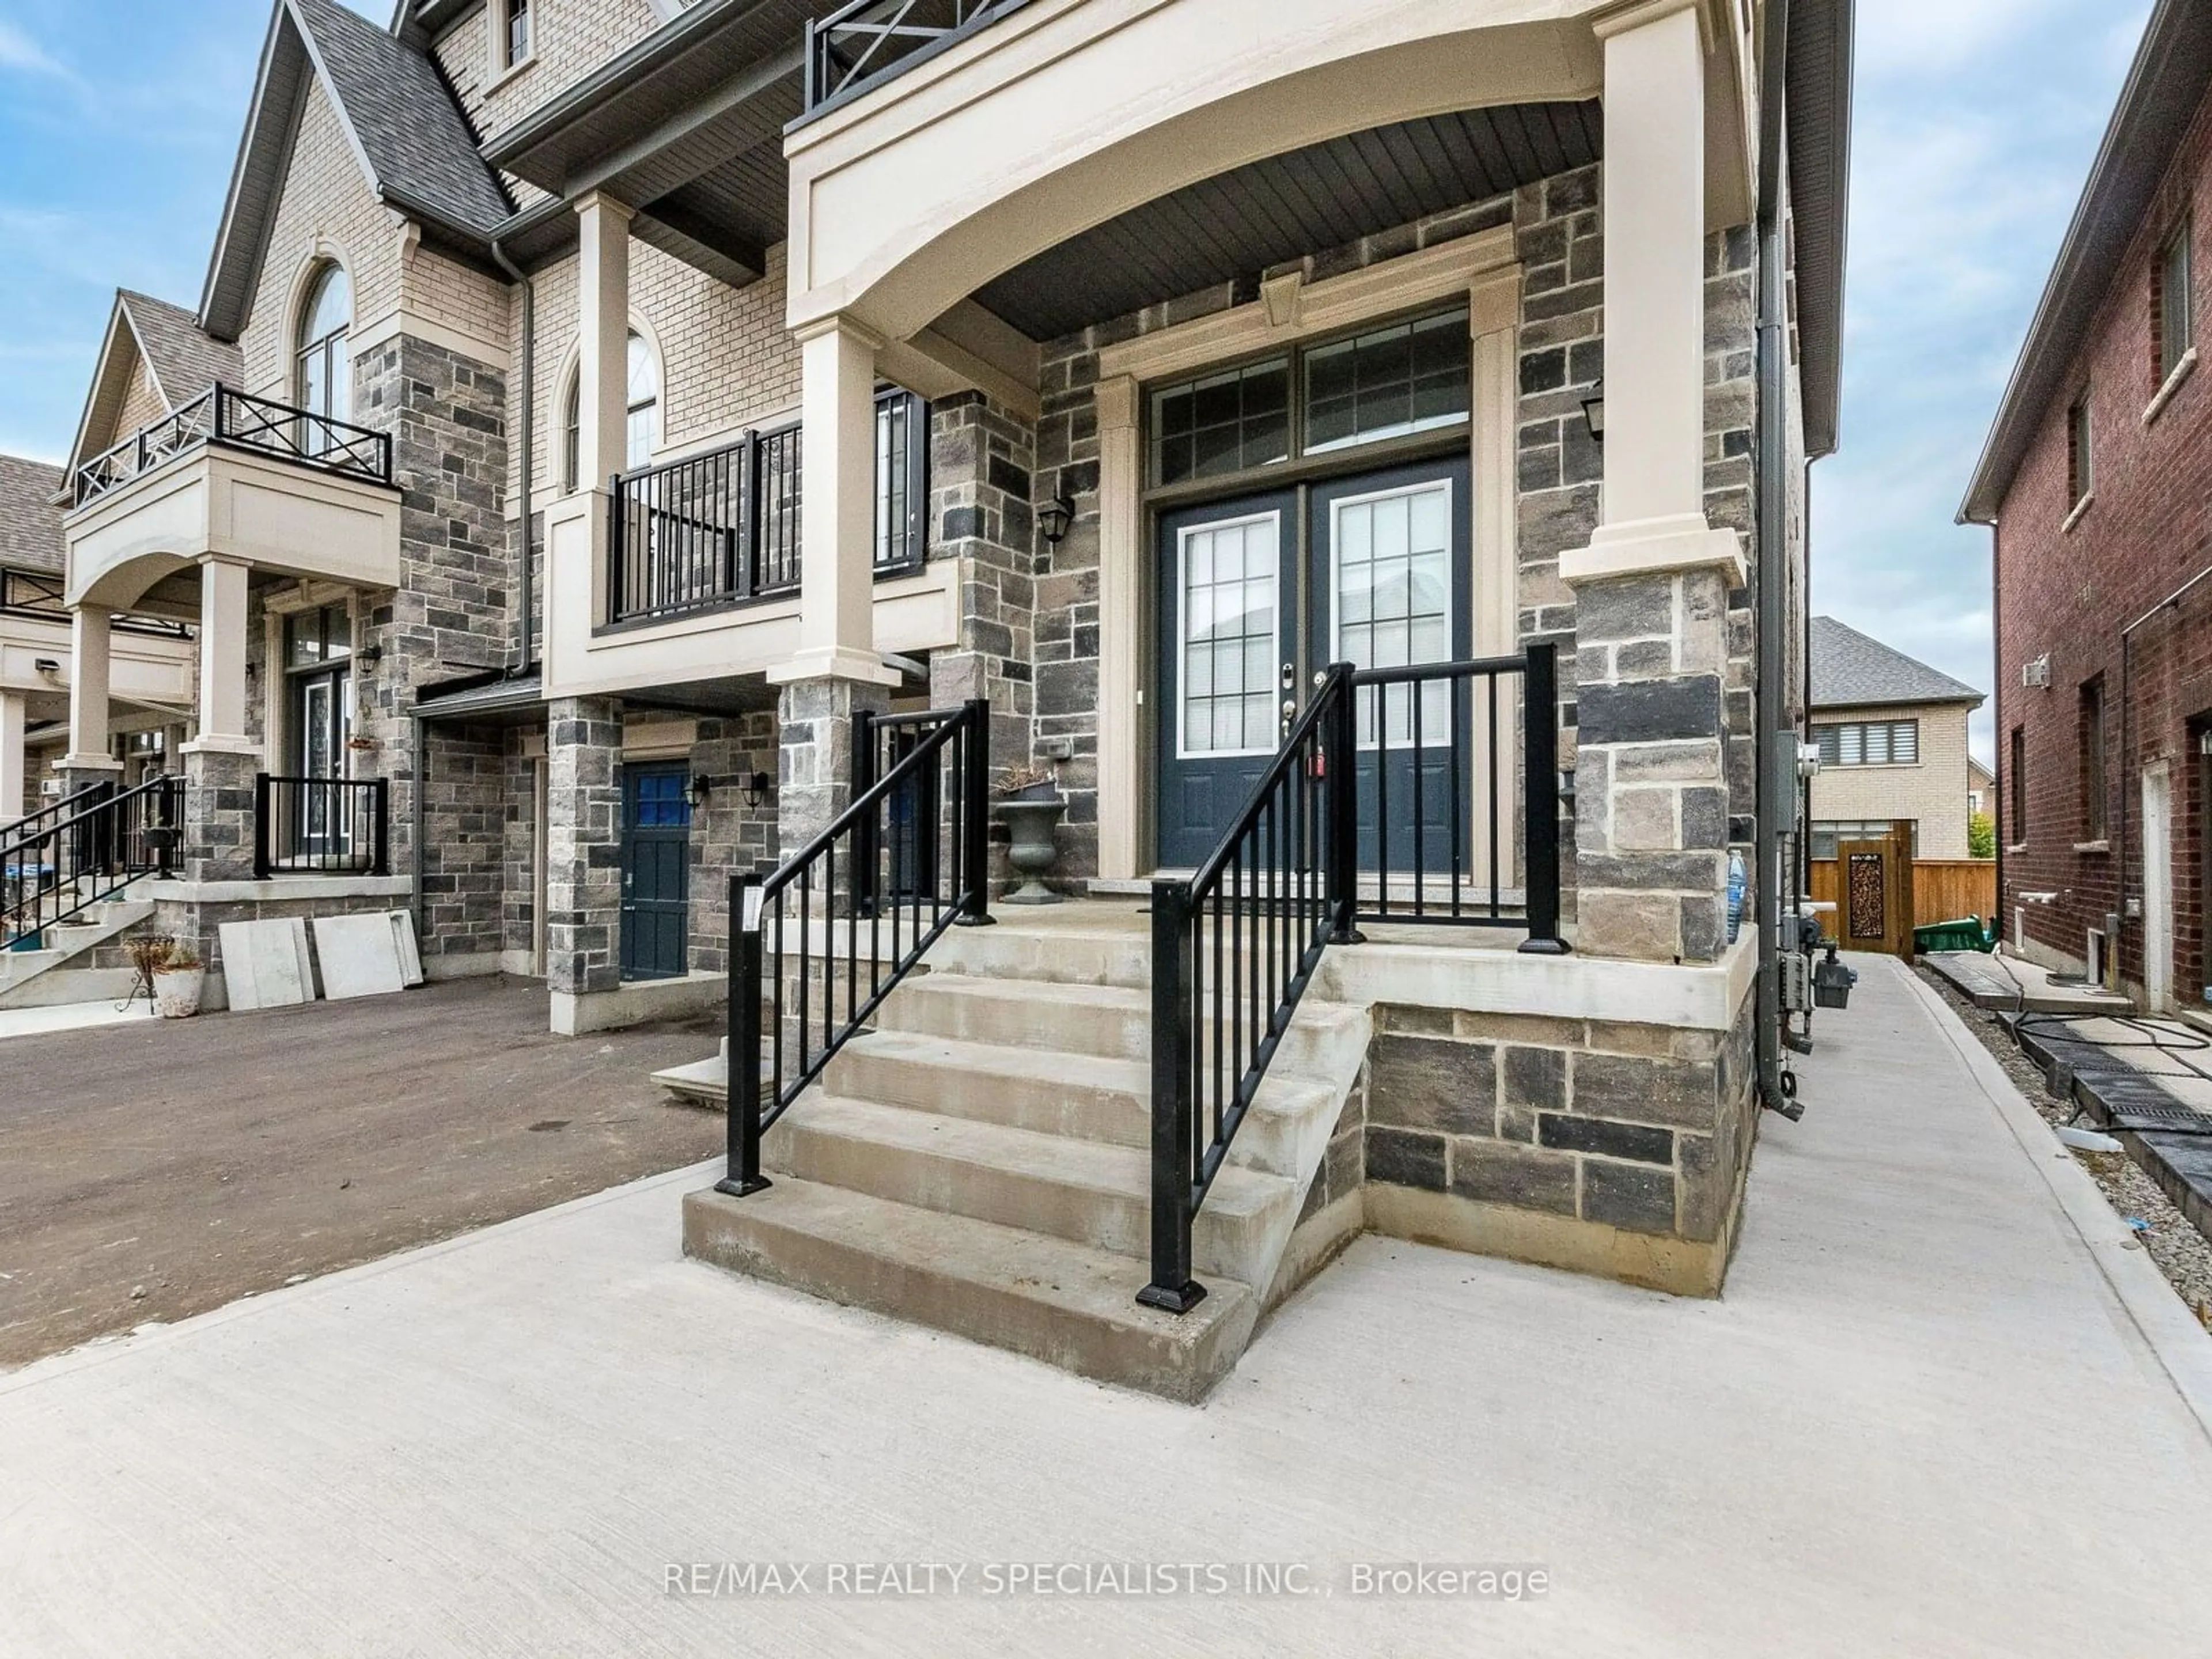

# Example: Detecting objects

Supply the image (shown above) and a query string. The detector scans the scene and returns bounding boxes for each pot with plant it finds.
[152,941,205,1019]
[995,764,1066,904]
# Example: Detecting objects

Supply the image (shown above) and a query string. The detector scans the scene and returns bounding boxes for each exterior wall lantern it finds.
[740,770,773,810]
[1581,381,1605,444]
[690,774,713,809]
[1037,491,1075,546]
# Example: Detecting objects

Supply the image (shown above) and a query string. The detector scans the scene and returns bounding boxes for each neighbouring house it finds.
[1963,0,2212,1009]
[8,0,1854,1396]
[1807,615,1985,861]
[1969,755,1996,820]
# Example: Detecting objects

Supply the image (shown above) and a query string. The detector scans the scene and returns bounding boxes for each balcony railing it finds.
[0,569,190,638]
[804,0,1031,113]
[605,390,926,628]
[254,775,391,879]
[73,385,393,508]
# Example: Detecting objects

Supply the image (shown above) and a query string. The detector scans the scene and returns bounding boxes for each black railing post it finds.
[372,778,392,877]
[954,698,995,927]
[1322,664,1365,945]
[852,707,878,918]
[253,773,272,881]
[1139,878,1205,1314]
[717,874,774,1198]
[1518,642,1571,955]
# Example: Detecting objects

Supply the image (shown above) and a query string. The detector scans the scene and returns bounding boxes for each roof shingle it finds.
[1810,616,1985,711]
[121,291,244,407]
[0,454,67,575]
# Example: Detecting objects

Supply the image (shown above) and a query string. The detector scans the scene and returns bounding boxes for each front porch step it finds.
[766,1093,1298,1285]
[0,899,155,1009]
[681,1178,1259,1403]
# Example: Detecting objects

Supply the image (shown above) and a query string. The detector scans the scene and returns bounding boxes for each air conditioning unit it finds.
[2022,654,2052,689]
[39,779,63,798]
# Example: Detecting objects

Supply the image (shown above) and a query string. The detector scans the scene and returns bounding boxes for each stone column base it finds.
[546,696,623,1003]
[180,747,262,885]
[777,675,891,862]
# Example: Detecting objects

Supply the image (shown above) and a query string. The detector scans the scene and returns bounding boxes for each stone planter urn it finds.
[997,790,1067,905]
[153,959,205,1019]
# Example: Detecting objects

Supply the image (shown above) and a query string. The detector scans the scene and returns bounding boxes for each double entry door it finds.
[1155,456,1473,872]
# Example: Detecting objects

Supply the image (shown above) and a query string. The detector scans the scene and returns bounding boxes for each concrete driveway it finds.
[0,976,724,1366]
[1,956,2208,1655]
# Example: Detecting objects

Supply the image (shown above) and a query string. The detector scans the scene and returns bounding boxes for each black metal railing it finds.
[73,384,393,507]
[804,0,1025,111]
[606,391,926,627]
[1141,646,1569,1312]
[2,776,181,953]
[717,699,993,1197]
[254,775,391,878]
[0,570,192,638]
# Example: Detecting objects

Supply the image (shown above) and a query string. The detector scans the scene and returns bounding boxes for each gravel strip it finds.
[1916,962,2212,1331]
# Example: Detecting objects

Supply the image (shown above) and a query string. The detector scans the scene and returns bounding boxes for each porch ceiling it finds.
[972,101,1604,344]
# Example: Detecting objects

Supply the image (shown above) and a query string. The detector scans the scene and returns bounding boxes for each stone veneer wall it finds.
[687,710,781,975]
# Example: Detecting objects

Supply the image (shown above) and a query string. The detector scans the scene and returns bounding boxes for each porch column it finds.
[59,605,122,789]
[1096,374,1141,881]
[0,690,25,826]
[772,315,897,858]
[178,556,260,884]
[1563,0,1741,964]
[545,694,624,1033]
[574,191,634,493]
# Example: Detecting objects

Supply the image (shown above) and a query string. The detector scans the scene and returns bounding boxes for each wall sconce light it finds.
[741,770,773,810]
[1038,491,1075,546]
[1580,381,1606,445]
[359,645,384,667]
[690,774,713,809]
[32,657,60,676]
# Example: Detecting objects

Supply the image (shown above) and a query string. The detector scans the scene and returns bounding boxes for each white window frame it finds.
[1326,478,1457,752]
[496,0,535,76]
[1176,509,1282,761]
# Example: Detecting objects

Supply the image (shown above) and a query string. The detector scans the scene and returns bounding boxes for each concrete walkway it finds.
[3,955,2209,1656]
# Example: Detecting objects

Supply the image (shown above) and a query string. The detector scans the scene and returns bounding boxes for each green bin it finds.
[1913,916,1995,955]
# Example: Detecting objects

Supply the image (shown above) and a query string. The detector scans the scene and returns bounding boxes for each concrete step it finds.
[932,923,1154,990]
[0,899,155,1009]
[766,1093,1299,1287]
[823,1028,1331,1176]
[683,1177,1258,1403]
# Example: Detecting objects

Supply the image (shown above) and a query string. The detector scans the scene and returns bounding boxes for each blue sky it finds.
[0,1,2163,766]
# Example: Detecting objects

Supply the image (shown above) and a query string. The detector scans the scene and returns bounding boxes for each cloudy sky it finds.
[0,0,2167,766]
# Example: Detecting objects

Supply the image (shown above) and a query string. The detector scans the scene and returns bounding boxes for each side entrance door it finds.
[1154,457,1471,872]
[620,763,691,981]
[2143,762,2173,1010]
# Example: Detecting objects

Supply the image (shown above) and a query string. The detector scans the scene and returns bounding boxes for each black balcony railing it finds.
[254,775,391,879]
[605,391,925,627]
[804,0,1029,112]
[73,385,393,507]
[2,776,181,953]
[1141,646,1569,1314]
[0,569,192,638]
[717,699,992,1197]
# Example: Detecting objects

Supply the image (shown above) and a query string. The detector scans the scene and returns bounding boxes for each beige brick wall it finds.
[114,353,167,436]
[434,0,668,149]
[1809,700,1976,860]
[239,77,401,400]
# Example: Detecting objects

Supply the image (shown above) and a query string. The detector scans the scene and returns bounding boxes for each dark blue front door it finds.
[621,764,691,981]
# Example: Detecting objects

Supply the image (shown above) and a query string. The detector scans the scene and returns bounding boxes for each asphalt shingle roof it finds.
[294,0,512,238]
[121,291,243,406]
[0,454,67,575]
[1810,616,1985,711]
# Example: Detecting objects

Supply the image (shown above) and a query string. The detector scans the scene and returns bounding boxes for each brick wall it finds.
[1994,73,2212,997]
[115,353,167,435]
[1808,700,1977,861]
[434,0,667,149]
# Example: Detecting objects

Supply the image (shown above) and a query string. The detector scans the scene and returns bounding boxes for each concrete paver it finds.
[1,955,2208,1656]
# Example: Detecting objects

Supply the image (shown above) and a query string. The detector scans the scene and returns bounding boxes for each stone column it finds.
[772,313,899,884]
[0,690,25,826]
[545,695,623,1021]
[1563,0,1742,964]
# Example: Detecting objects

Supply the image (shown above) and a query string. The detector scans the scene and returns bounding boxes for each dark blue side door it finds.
[620,764,691,981]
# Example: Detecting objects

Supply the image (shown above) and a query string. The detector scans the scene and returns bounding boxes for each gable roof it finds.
[62,291,245,485]
[1960,0,2212,522]
[200,0,513,342]
[1810,616,1986,711]
[0,454,67,575]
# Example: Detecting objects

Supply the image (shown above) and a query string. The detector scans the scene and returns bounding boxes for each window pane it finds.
[1839,725,1863,766]
[2164,230,2193,376]
[1181,516,1278,755]
[1302,308,1470,455]
[1892,721,1917,764]
[1865,724,1890,766]
[1149,359,1289,486]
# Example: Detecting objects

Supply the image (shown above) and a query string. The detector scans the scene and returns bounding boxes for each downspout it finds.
[1992,520,2004,950]
[1754,0,1797,1115]
[490,238,536,673]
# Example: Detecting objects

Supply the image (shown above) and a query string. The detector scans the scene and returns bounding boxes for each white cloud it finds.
[0,18,73,82]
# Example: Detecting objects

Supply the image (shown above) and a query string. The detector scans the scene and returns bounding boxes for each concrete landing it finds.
[1922,948,2135,1015]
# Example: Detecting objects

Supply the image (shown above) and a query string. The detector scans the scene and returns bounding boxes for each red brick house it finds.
[1963,0,2212,1010]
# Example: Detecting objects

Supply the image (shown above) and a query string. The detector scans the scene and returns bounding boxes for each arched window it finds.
[563,329,657,488]
[296,264,351,426]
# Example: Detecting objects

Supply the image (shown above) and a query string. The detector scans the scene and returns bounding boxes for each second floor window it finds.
[504,0,532,69]
[2066,392,2092,510]
[2080,679,2107,842]
[1815,719,1919,768]
[563,331,658,488]
[2159,221,2194,383]
[297,263,350,429]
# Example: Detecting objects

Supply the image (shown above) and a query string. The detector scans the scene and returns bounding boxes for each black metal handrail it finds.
[255,775,391,878]
[73,384,393,507]
[804,0,1022,112]
[717,699,993,1198]
[2,775,181,952]
[1141,645,1570,1313]
[1,782,103,851]
[0,570,192,638]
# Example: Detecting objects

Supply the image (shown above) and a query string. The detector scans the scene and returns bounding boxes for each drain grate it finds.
[2103,1101,2212,1134]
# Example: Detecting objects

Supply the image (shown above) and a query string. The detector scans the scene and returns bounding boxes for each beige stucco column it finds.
[575,191,634,494]
[186,556,256,755]
[773,316,899,690]
[1564,0,1743,964]
[1095,374,1141,881]
[0,689,25,826]
[60,605,120,778]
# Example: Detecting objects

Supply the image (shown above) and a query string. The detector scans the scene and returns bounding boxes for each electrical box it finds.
[1781,952,1812,1014]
